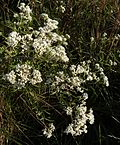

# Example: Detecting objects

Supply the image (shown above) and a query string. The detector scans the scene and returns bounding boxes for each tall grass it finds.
[0,0,120,145]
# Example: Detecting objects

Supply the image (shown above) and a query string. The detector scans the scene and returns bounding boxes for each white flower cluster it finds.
[100,32,108,43]
[69,60,97,82]
[21,33,33,53]
[95,63,109,87]
[32,14,69,62]
[43,123,55,138]
[52,61,109,94]
[14,3,32,24]
[6,70,16,85]
[65,106,73,116]
[8,4,69,63]
[7,31,21,47]
[30,69,43,85]
[41,13,58,32]
[5,63,42,88]
[15,64,31,87]
[56,1,66,13]
[48,45,69,62]
[59,5,66,13]
[65,93,94,136]
[51,61,109,136]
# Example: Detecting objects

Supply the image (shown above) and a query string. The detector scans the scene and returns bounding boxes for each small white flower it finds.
[109,60,117,66]
[111,10,113,13]
[7,31,21,47]
[6,70,16,84]
[70,65,76,75]
[83,93,88,100]
[87,108,94,124]
[60,5,65,13]
[14,13,19,18]
[103,76,109,87]
[103,32,107,37]
[43,123,55,138]
[95,63,100,69]
[87,75,93,81]
[65,123,75,136]
[76,65,85,74]
[41,13,49,20]
[71,76,81,87]
[30,69,42,85]
[25,5,32,14]
[66,34,70,39]
[90,37,94,42]
[65,106,73,115]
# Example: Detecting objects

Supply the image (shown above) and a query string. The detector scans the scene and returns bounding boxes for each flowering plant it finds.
[1,2,118,145]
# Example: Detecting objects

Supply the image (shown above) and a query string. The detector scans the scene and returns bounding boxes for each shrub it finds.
[0,1,120,145]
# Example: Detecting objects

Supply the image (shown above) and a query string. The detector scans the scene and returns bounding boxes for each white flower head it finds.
[7,31,21,47]
[17,3,32,24]
[103,32,107,37]
[64,101,94,136]
[43,123,55,138]
[30,69,42,85]
[65,106,73,116]
[41,13,49,20]
[82,93,88,100]
[60,5,66,13]
[6,70,16,84]
[90,37,94,42]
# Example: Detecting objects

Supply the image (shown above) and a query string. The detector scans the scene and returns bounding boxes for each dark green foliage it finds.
[0,0,120,145]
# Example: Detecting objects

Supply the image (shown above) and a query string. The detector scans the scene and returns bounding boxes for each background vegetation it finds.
[0,0,120,145]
